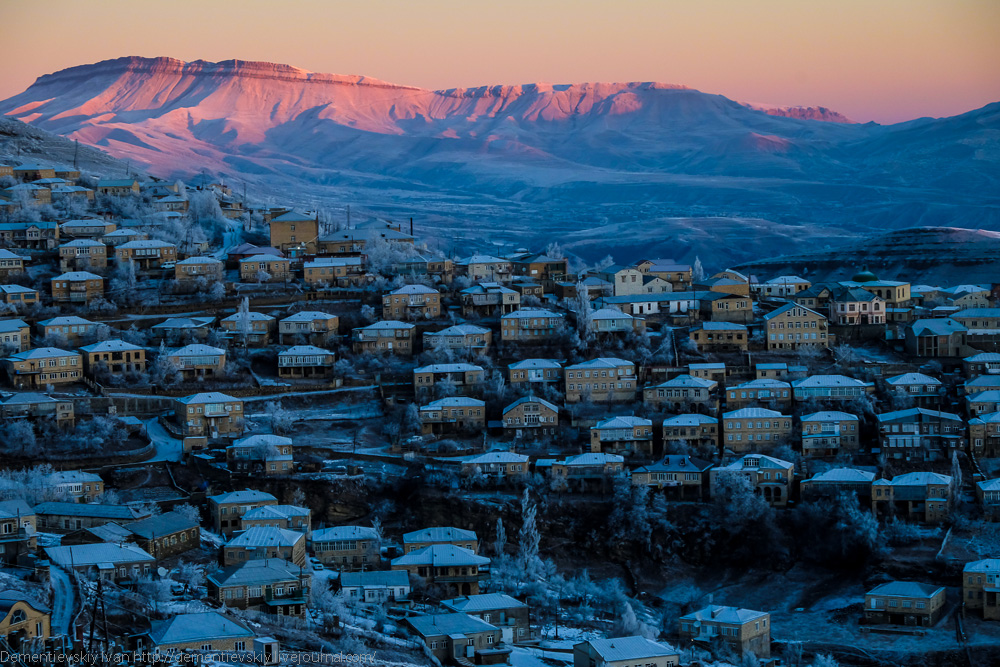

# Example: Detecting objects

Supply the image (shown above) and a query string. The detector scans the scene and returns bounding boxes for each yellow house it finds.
[58,239,108,271]
[303,257,366,287]
[51,271,104,304]
[500,308,564,342]
[722,408,793,453]
[115,240,178,271]
[0,249,26,279]
[711,454,794,507]
[239,255,292,282]
[268,210,318,256]
[278,311,338,345]
[964,559,1000,620]
[762,303,830,350]
[80,340,147,378]
[0,285,39,308]
[3,348,82,388]
[0,319,31,353]
[403,526,479,553]
[174,392,245,438]
[96,179,140,196]
[220,311,276,346]
[312,525,380,570]
[382,284,441,320]
[138,612,255,654]
[590,416,654,455]
[564,357,637,403]
[175,256,224,282]
[0,591,51,644]
[679,605,770,658]
[352,320,416,356]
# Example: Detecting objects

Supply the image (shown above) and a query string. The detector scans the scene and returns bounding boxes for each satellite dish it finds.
[693,620,701,628]
[157,567,169,578]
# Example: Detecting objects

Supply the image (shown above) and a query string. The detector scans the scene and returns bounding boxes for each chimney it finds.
[711,607,720,619]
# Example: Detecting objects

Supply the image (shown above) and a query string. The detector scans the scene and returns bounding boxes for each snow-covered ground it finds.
[48,565,75,645]
[144,417,184,462]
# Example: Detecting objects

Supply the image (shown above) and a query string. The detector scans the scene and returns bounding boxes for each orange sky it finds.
[2,0,998,123]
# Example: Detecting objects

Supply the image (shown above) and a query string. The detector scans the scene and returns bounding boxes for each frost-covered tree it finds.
[235,297,252,346]
[494,517,507,557]
[266,401,293,434]
[692,256,705,282]
[518,489,542,580]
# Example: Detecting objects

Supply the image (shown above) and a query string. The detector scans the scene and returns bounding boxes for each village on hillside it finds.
[0,153,998,667]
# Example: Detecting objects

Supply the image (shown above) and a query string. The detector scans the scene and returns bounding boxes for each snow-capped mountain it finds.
[2,56,998,264]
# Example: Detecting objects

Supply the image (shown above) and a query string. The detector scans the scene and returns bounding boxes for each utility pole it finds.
[73,139,79,169]
[346,205,351,229]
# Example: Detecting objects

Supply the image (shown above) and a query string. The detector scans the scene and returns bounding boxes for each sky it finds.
[1,0,998,124]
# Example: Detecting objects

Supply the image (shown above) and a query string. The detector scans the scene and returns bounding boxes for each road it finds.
[49,565,75,647]
[145,417,184,462]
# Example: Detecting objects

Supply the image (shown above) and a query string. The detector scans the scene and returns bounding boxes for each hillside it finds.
[0,117,138,179]
[2,57,998,266]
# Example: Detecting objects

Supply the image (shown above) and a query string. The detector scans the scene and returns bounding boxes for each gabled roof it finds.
[8,347,79,361]
[403,527,477,544]
[80,340,143,353]
[151,316,214,329]
[243,254,291,263]
[226,527,303,549]
[0,319,28,332]
[54,271,101,281]
[176,392,240,404]
[388,284,438,295]
[45,543,154,568]
[147,612,253,646]
[271,210,315,223]
[356,320,415,330]
[421,396,485,409]
[594,416,651,429]
[964,559,1000,574]
[427,324,490,336]
[876,471,952,486]
[208,489,277,505]
[566,357,633,370]
[763,302,825,320]
[502,395,559,415]
[38,315,95,327]
[718,454,793,471]
[508,359,562,370]
[633,455,712,474]
[170,343,225,357]
[909,318,967,336]
[126,510,198,540]
[221,311,274,323]
[208,558,306,587]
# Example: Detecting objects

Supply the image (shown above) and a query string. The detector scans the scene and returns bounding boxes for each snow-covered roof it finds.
[723,407,786,419]
[226,527,303,548]
[146,612,252,647]
[414,363,483,374]
[502,395,559,415]
[80,340,143,353]
[176,392,240,404]
[403,527,477,544]
[584,637,677,662]
[392,544,489,568]
[678,605,768,625]
[594,416,652,429]
[151,316,214,329]
[867,581,943,599]
[313,525,378,542]
[801,411,859,423]
[170,343,225,357]
[208,489,277,505]
[421,397,485,408]
[566,357,634,370]
[591,307,635,320]
[765,275,809,285]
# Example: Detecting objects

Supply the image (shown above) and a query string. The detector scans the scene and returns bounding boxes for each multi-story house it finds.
[970,412,1000,458]
[830,286,886,325]
[136,611,255,654]
[60,219,115,239]
[0,250,25,280]
[510,251,568,283]
[208,489,278,536]
[725,379,792,410]
[394,254,455,284]
[403,527,478,554]
[37,315,99,346]
[711,454,794,507]
[0,319,30,353]
[207,558,311,617]
[964,559,1000,619]
[884,372,944,408]
[419,397,486,435]
[977,478,1000,520]
[689,322,749,352]
[564,357,637,403]
[762,303,830,350]
[317,224,415,256]
[800,411,860,457]
[220,311,276,346]
[635,258,693,291]
[382,284,442,320]
[457,254,512,282]
[0,284,39,308]
[102,228,146,247]
[678,605,770,658]
[227,434,295,476]
[954,308,1000,331]
[500,308,564,343]
[392,545,490,596]
[174,392,245,438]
[424,324,492,354]
[462,452,531,479]
[239,255,292,283]
[904,318,968,357]
[47,471,104,502]
[115,240,178,271]
[644,375,717,412]
[502,396,559,439]
[80,340,147,378]
[44,543,155,583]
[756,275,811,298]
[964,352,1000,379]
[800,467,875,502]
[51,271,104,304]
[662,414,720,450]
[414,363,485,395]
[168,343,226,380]
[278,311,339,345]
[0,221,59,250]
[268,209,318,256]
[864,582,946,626]
[508,359,563,386]
[406,614,507,665]
[0,392,75,428]
[352,320,416,356]
[126,511,201,560]
[96,178,140,196]
[241,505,311,534]
[792,374,874,402]
[873,471,952,523]
[58,239,107,271]
[876,408,965,461]
[34,502,150,532]
[574,637,678,667]
[460,282,520,316]
[699,292,754,324]
[340,570,411,604]
[722,408,792,453]
[312,525,380,570]
[442,593,532,644]
[590,307,645,334]
[150,316,215,343]
[278,345,336,378]
[965,391,1000,417]
[223,527,306,567]
[0,588,49,641]
[3,348,82,388]
[590,416,654,455]
[631,455,713,499]
[303,257,366,287]
[174,256,224,282]
[3,184,51,206]
[547,453,625,490]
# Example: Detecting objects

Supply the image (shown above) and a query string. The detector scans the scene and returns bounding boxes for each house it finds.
[510,252,568,286]
[269,209,318,256]
[403,527,479,553]
[46,470,104,502]
[115,240,178,271]
[391,545,490,596]
[96,178,140,196]
[303,257,366,286]
[208,489,278,536]
[239,255,292,282]
[876,408,965,461]
[662,414,720,450]
[174,392,245,438]
[976,478,1000,519]
[872,472,952,523]
[725,379,792,410]
[394,254,455,284]
[954,308,1000,331]
[223,527,306,567]
[711,454,794,507]
[500,308,565,343]
[278,311,339,345]
[311,525,380,570]
[864,582,946,626]
[689,362,727,383]
[424,324,492,354]
[762,303,830,350]
[966,391,1000,417]
[36,315,98,346]
[508,359,563,386]
[755,362,789,380]
[0,319,30,353]
[227,434,295,476]
[502,396,560,438]
[3,348,82,388]
[970,412,1000,458]
[175,256,224,282]
[757,275,810,298]
[689,322,749,352]
[590,307,645,334]
[340,570,411,604]
[574,637,679,667]
[263,345,328,381]
[50,271,104,304]
[800,411,860,456]
[830,286,886,325]
[405,613,508,665]
[792,375,874,401]
[44,543,155,582]
[125,510,200,559]
[722,408,792,453]
[167,344,226,380]
[12,164,56,181]
[0,501,36,564]
[414,363,485,395]
[443,593,532,644]
[80,340,147,378]
[644,375,717,411]
[241,505,311,534]
[590,416,654,455]
[383,284,442,320]
[137,612,255,654]
[3,184,50,206]
[58,239,107,271]
[33,502,150,532]
[458,254,513,282]
[678,605,770,658]
[208,558,310,617]
[317,225,413,256]
[699,292,754,324]
[150,316,215,343]
[0,393,75,428]
[964,559,1000,620]
[461,282,520,316]
[352,320,416,356]
[963,352,1000,379]
[0,284,39,308]
[905,319,968,357]
[462,452,531,479]
[60,219,115,239]
[631,455,712,499]
[419,397,487,435]
[800,467,876,501]
[0,590,50,646]
[102,228,146,247]
[220,311,276,346]
[549,453,625,489]
[885,373,944,408]
[636,258,693,290]
[564,358,637,403]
